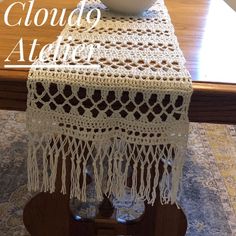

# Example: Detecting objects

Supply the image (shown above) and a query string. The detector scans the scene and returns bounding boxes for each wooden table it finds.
[0,0,236,236]
[1,0,236,124]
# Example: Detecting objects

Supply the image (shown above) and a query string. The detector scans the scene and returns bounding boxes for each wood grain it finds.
[0,0,236,124]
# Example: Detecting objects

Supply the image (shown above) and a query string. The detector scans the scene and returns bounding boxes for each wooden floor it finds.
[0,0,236,123]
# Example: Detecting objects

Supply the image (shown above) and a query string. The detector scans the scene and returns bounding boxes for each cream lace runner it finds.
[27,0,192,205]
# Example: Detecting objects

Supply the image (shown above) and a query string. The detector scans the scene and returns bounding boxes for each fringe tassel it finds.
[27,133,185,205]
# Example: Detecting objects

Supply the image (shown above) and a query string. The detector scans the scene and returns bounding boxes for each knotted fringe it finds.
[27,133,186,205]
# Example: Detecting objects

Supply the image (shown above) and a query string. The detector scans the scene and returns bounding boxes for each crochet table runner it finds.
[26,0,192,205]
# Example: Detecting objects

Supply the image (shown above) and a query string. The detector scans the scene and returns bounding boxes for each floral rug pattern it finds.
[0,110,236,236]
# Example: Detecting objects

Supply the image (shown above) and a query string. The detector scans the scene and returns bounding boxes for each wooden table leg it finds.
[122,198,187,236]
[23,192,71,236]
[23,156,187,236]
[125,162,187,236]
[24,193,186,236]
[23,155,72,236]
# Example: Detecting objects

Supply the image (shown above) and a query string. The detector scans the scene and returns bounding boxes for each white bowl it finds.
[100,0,156,15]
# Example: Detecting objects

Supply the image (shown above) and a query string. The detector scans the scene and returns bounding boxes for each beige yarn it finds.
[26,0,192,205]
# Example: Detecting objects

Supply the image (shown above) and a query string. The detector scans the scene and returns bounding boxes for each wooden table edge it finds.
[1,74,236,124]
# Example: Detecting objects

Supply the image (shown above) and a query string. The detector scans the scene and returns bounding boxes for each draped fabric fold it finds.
[26,0,193,205]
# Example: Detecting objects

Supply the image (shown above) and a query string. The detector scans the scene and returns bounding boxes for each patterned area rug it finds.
[0,110,236,236]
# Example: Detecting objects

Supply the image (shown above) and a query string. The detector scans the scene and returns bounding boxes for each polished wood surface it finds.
[167,0,236,84]
[0,0,236,123]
